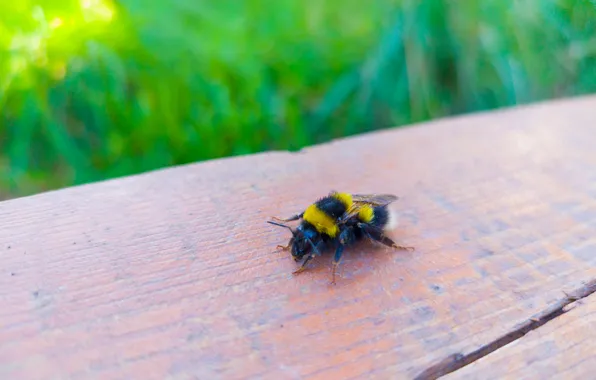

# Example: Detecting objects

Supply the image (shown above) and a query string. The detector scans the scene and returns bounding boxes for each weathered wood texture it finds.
[2,95,596,379]
[444,291,596,380]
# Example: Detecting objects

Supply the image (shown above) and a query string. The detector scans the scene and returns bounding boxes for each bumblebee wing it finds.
[351,194,399,207]
[337,194,398,224]
[339,208,364,223]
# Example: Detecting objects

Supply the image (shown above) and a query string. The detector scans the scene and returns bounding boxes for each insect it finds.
[267,191,414,284]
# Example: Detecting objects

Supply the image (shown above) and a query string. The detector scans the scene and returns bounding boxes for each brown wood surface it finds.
[444,291,596,380]
[1,95,596,379]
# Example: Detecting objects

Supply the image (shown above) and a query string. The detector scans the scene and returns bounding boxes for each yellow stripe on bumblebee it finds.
[303,203,339,237]
[357,204,374,223]
[330,191,353,209]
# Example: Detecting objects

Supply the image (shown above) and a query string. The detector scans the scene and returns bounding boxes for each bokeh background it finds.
[2,0,596,199]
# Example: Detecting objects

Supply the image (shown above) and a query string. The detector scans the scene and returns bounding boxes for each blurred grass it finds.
[2,0,596,198]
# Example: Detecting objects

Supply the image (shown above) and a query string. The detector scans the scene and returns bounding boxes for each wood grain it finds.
[443,292,596,380]
[2,95,596,379]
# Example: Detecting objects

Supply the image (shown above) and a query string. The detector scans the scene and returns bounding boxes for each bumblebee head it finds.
[268,220,317,261]
[289,224,318,261]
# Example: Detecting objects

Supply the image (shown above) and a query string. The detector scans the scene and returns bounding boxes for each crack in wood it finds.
[414,278,596,380]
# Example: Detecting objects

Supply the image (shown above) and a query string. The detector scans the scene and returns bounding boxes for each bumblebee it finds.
[267,191,414,284]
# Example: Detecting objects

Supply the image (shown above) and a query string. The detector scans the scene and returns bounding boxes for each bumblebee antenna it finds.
[267,220,296,235]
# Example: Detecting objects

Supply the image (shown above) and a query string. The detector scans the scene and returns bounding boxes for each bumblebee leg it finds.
[331,243,345,285]
[276,244,291,251]
[292,239,325,275]
[271,213,303,223]
[293,254,315,275]
[359,223,414,251]
[378,233,414,251]
[386,238,415,251]
[307,238,324,256]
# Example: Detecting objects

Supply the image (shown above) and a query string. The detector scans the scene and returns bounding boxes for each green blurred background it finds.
[2,0,596,199]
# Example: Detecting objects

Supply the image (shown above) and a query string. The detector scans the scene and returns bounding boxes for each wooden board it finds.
[1,95,596,379]
[444,292,596,380]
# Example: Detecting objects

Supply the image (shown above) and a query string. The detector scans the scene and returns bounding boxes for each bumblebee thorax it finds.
[302,204,339,237]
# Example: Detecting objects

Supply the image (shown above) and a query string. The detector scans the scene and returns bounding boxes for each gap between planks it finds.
[414,278,596,380]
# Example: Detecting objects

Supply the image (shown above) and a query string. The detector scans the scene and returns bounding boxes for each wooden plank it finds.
[413,279,596,379]
[1,95,596,379]
[443,291,596,380]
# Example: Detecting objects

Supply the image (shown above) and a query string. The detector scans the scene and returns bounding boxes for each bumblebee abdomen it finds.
[357,205,390,229]
[371,206,389,228]
[357,205,374,223]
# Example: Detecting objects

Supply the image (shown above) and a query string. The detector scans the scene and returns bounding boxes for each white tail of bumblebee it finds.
[385,207,399,231]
